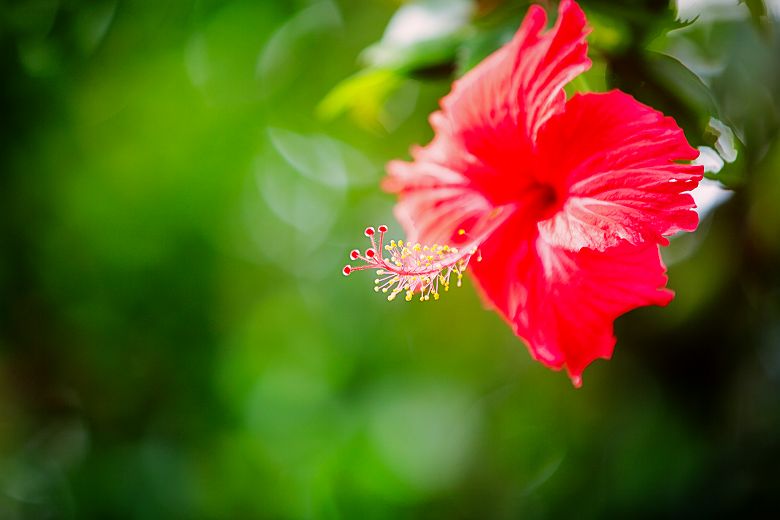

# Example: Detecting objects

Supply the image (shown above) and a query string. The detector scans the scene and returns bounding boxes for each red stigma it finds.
[364,227,375,236]
[378,225,388,233]
[342,265,352,276]
[350,249,360,260]
[366,248,376,258]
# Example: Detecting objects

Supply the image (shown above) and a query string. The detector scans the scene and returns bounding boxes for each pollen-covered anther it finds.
[341,224,479,303]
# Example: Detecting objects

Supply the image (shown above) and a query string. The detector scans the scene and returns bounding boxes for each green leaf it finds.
[362,0,472,73]
[584,8,631,53]
[363,34,463,75]
[645,52,718,117]
[317,68,406,132]
[741,0,770,36]
[455,25,512,76]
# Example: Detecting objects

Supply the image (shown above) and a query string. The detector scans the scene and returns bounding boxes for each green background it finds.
[1,0,779,517]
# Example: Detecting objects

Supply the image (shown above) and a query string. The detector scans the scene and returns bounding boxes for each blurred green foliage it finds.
[0,0,779,518]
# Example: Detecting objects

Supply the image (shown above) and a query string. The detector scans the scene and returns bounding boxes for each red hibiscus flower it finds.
[377,0,703,386]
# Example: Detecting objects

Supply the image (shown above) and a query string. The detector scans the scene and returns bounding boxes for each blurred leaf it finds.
[363,0,472,71]
[455,24,511,76]
[317,68,405,131]
[703,118,745,188]
[322,0,499,129]
[645,51,718,117]
[455,0,531,75]
[741,0,770,35]
[363,33,463,73]
[585,0,683,34]
[585,8,631,53]
[706,117,739,163]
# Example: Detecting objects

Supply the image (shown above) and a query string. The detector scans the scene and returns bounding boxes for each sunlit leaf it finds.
[585,8,631,53]
[317,68,406,131]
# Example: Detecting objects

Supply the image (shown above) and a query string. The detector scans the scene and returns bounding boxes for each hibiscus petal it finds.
[471,227,673,386]
[525,240,674,385]
[536,91,704,252]
[389,179,512,251]
[439,0,590,170]
[384,0,591,238]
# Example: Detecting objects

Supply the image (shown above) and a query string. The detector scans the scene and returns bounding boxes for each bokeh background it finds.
[1,0,779,517]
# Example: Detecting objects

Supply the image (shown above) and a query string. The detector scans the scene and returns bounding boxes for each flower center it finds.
[530,182,559,213]
[483,175,563,222]
[513,181,562,222]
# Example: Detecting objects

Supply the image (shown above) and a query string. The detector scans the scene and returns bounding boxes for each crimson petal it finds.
[471,230,673,386]
[385,0,592,240]
[536,91,704,251]
[440,0,590,170]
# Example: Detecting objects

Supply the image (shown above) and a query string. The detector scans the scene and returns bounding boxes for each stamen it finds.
[341,225,478,303]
